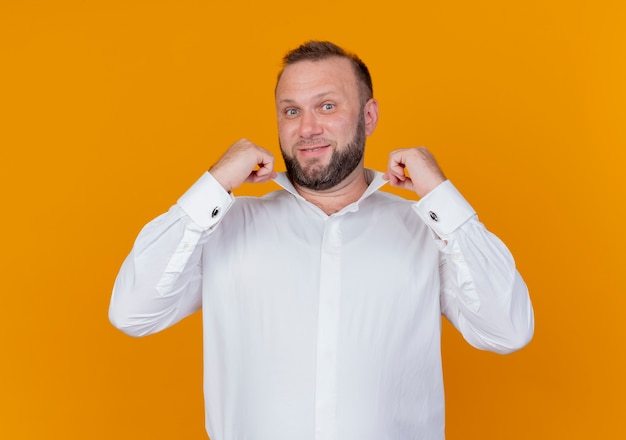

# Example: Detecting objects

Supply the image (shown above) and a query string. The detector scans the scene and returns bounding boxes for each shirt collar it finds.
[271,169,388,206]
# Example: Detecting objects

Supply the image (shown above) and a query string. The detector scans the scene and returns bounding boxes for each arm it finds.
[415,180,534,353]
[109,139,277,337]
[108,172,234,337]
[384,147,534,354]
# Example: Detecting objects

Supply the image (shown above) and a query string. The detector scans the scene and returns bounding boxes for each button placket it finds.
[314,219,342,440]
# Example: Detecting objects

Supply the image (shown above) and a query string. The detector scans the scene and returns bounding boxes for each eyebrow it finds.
[277,91,338,105]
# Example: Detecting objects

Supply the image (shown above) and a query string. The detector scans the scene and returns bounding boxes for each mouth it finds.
[300,145,329,152]
[298,143,331,158]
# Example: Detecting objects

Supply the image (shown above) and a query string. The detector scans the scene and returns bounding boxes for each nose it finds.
[298,111,323,138]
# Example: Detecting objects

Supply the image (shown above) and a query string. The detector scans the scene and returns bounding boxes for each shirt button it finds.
[211,206,220,218]
[429,211,438,221]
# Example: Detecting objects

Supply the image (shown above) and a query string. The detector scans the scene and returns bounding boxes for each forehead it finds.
[275,57,359,102]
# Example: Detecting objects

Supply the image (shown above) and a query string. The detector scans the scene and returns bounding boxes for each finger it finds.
[387,174,415,191]
[385,170,408,187]
[255,154,276,177]
[253,167,276,179]
[387,167,407,182]
[245,157,277,183]
[386,154,408,182]
[246,171,272,184]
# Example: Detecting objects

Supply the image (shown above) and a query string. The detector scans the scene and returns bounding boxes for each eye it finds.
[321,103,335,111]
[285,108,299,117]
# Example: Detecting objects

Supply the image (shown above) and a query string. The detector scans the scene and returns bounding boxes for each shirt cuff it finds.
[177,172,235,229]
[413,180,476,237]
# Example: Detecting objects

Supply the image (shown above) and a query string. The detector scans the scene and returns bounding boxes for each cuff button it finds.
[429,211,439,222]
[211,207,220,218]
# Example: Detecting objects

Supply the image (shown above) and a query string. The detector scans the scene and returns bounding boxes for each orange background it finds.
[1,1,625,438]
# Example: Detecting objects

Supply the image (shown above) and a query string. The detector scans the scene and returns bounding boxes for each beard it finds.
[280,110,366,191]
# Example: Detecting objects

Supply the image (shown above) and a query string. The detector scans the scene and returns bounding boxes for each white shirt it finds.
[109,170,534,440]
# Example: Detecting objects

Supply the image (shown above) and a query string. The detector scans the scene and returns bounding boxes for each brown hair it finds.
[277,40,373,105]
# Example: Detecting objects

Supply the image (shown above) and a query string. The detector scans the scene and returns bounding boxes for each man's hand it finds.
[209,139,278,193]
[383,147,446,197]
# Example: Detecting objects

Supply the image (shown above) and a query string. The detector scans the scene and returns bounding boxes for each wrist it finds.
[208,166,233,193]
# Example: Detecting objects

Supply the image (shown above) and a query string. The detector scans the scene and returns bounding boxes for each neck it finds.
[294,166,369,215]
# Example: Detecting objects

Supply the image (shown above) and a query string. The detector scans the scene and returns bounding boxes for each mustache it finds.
[295,138,331,148]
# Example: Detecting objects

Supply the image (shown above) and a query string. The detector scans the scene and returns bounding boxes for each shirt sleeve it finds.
[413,180,535,354]
[108,172,234,337]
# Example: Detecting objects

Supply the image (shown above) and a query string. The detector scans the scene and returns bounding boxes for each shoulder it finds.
[237,189,293,206]
[363,189,431,230]
[227,189,295,216]
[365,189,417,210]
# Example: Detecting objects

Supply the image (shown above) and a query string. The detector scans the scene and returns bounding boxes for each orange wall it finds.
[1,1,624,438]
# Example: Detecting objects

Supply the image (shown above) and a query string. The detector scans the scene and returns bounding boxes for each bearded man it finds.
[110,40,534,440]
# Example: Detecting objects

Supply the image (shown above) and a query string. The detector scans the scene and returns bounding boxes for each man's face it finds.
[275,57,371,191]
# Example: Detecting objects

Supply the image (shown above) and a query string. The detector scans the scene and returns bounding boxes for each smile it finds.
[298,144,330,157]
[302,146,328,152]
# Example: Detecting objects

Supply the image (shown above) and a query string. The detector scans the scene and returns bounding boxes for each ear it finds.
[363,98,379,136]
